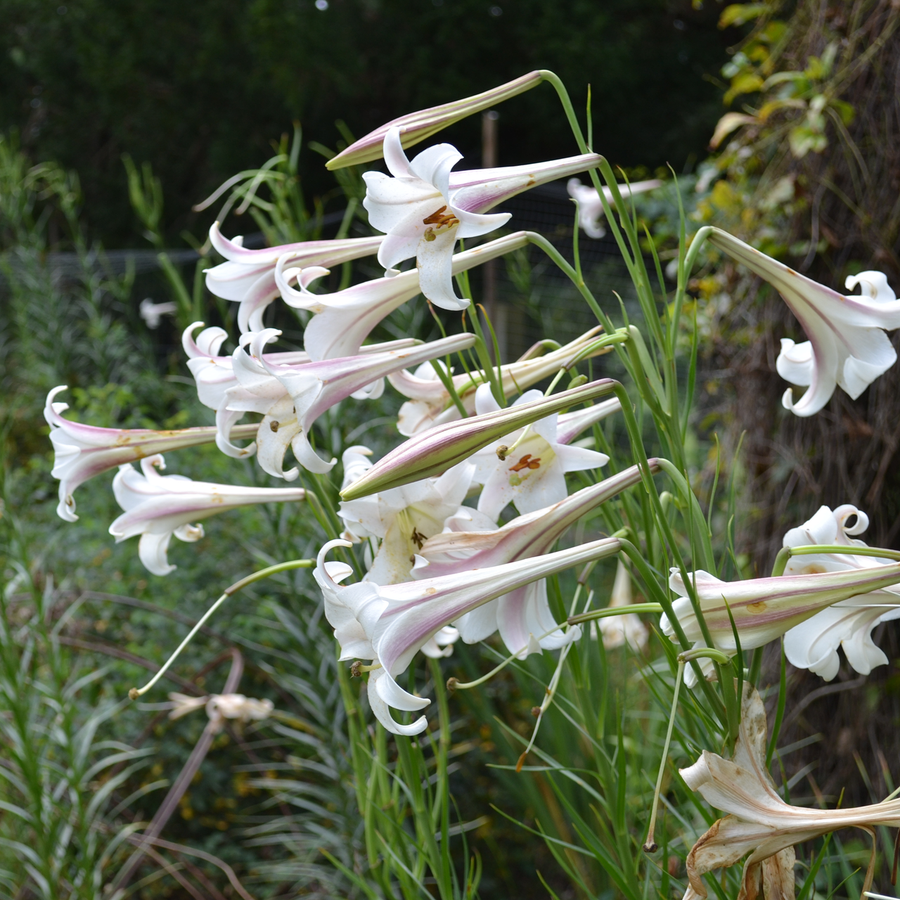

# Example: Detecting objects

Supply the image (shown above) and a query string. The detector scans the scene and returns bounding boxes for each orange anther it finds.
[510,454,541,473]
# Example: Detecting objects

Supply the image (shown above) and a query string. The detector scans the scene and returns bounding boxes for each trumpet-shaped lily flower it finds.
[566,177,662,239]
[182,321,416,403]
[338,445,475,585]
[467,384,611,520]
[315,535,621,735]
[183,322,311,415]
[781,504,900,681]
[663,562,900,686]
[340,377,618,501]
[709,228,900,416]
[597,558,649,651]
[388,327,612,435]
[362,127,603,308]
[182,322,417,462]
[44,386,256,522]
[169,692,274,734]
[110,455,306,575]
[327,71,544,169]
[139,299,177,329]
[204,223,384,333]
[276,231,530,360]
[414,462,655,657]
[680,685,900,899]
[232,330,477,477]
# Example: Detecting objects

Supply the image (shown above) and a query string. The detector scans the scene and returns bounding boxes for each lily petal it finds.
[709,228,900,416]
[340,378,618,501]
[110,455,306,575]
[44,386,253,522]
[315,535,621,734]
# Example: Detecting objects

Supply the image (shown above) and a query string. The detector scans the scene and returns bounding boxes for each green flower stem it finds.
[655,459,715,572]
[538,69,592,157]
[524,230,613,332]
[794,544,900,561]
[341,669,387,891]
[128,558,314,699]
[430,658,456,895]
[644,658,685,853]
[568,603,663,625]
[766,642,788,768]
[617,536,726,726]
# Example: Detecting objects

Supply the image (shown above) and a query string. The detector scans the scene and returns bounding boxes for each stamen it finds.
[509,454,541,473]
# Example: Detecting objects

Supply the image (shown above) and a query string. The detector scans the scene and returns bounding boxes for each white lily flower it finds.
[597,558,648,651]
[468,384,610,520]
[338,446,475,585]
[663,562,900,686]
[204,223,384,333]
[680,685,900,899]
[340,377,618,501]
[362,127,603,308]
[44,385,255,523]
[168,692,274,734]
[139,298,178,329]
[709,228,900,416]
[109,454,306,575]
[781,504,900,680]
[566,177,662,239]
[315,535,621,735]
[388,327,612,436]
[414,463,654,658]
[341,378,617,502]
[183,322,309,421]
[232,330,476,478]
[183,322,418,451]
[276,231,530,360]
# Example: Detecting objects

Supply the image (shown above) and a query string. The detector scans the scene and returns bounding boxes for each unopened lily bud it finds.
[340,379,618,501]
[327,71,544,170]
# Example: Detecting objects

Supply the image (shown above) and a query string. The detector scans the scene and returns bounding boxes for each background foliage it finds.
[0,0,736,243]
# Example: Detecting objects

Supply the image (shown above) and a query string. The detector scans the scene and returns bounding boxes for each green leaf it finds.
[719,3,769,28]
[788,124,828,157]
[724,72,765,105]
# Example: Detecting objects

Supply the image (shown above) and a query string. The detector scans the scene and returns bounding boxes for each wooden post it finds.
[481,110,507,361]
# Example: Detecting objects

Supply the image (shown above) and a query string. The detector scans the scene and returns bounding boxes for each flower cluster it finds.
[46,69,900,898]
